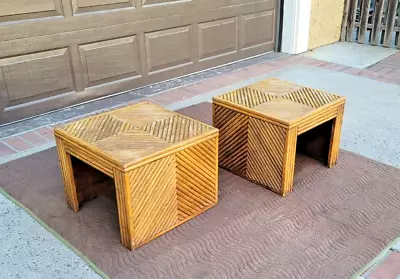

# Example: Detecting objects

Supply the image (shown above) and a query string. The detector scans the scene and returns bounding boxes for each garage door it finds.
[0,0,277,124]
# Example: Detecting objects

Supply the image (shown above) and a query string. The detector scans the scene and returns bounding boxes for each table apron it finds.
[64,142,114,178]
[297,106,339,135]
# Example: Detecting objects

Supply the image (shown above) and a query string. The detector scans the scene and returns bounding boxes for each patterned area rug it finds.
[1,103,400,279]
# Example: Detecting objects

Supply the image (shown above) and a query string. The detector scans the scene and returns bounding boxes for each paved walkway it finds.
[302,41,398,68]
[1,49,400,278]
[0,192,102,279]
[368,52,400,79]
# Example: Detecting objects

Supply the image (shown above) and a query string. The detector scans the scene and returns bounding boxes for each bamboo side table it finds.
[54,102,219,250]
[212,78,346,196]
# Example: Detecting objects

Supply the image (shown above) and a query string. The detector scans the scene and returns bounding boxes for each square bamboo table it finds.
[212,78,346,196]
[54,102,219,250]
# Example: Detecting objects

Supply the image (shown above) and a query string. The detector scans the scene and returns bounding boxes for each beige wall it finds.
[308,0,345,49]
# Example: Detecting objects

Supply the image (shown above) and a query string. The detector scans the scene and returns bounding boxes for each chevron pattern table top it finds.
[213,78,346,127]
[54,102,218,170]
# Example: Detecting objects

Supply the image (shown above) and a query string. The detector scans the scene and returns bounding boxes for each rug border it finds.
[2,183,399,279]
[0,187,110,279]
[350,236,400,279]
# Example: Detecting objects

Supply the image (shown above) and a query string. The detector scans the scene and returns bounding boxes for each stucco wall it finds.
[308,0,345,50]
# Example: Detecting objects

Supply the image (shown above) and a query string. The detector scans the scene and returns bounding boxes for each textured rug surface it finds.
[1,102,400,279]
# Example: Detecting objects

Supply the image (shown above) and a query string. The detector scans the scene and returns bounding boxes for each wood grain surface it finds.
[54,102,219,250]
[213,78,346,196]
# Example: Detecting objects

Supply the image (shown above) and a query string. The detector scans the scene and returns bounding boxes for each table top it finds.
[213,78,346,126]
[54,102,217,168]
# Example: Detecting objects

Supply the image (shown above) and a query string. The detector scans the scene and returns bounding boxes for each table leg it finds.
[327,104,345,168]
[247,118,298,196]
[281,127,298,196]
[113,169,135,250]
[55,137,79,212]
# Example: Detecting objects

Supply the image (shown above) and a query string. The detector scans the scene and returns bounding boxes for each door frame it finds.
[280,0,312,54]
[275,0,284,52]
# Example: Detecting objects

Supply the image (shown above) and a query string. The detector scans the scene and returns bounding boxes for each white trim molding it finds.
[281,0,312,54]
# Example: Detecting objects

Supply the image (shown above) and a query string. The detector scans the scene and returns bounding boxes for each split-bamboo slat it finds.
[212,79,346,196]
[54,102,219,250]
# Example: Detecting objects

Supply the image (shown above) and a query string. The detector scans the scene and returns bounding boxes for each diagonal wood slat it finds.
[219,87,275,108]
[283,88,341,108]
[141,114,212,144]
[176,138,218,221]
[63,114,134,143]
[246,117,287,193]
[129,155,178,247]
[213,104,249,176]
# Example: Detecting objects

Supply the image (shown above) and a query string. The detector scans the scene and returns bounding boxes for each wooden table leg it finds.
[327,104,345,168]
[247,118,298,196]
[281,127,298,196]
[55,137,79,212]
[113,169,135,250]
